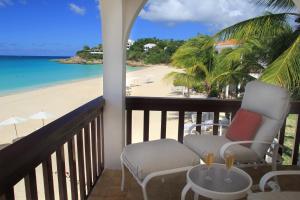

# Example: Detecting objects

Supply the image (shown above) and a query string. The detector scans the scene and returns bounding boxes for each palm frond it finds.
[255,0,296,11]
[217,39,263,68]
[164,71,200,88]
[265,28,296,62]
[215,12,292,40]
[260,34,300,90]
[171,35,216,69]
[187,62,209,76]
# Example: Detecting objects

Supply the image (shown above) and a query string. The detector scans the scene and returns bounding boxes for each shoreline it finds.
[0,65,178,143]
[0,76,102,97]
[0,65,146,98]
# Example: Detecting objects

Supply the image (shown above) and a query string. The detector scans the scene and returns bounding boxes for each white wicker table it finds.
[181,163,253,200]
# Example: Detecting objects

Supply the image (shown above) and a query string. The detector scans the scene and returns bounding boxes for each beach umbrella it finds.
[29,111,54,126]
[0,117,27,138]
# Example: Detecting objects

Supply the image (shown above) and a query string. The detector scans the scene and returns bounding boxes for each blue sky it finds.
[0,0,266,56]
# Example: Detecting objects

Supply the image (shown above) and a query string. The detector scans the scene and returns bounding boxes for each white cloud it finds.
[69,3,86,16]
[0,0,13,7]
[140,0,267,28]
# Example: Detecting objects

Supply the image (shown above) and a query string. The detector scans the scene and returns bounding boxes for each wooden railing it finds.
[0,97,105,200]
[126,97,300,165]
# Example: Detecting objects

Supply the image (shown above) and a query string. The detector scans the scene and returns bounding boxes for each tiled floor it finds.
[88,166,300,200]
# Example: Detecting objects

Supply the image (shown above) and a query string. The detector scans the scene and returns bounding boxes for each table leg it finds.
[181,184,191,200]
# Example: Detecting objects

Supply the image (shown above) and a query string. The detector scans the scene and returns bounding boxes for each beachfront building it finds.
[1,0,300,200]
[89,50,103,55]
[143,43,157,51]
[215,39,239,53]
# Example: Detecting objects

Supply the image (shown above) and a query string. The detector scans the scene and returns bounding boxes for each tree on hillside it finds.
[83,45,90,51]
[127,38,184,64]
[216,0,300,95]
[76,44,103,60]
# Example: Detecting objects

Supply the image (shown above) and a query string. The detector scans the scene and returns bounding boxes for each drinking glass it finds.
[224,152,235,183]
[203,152,215,180]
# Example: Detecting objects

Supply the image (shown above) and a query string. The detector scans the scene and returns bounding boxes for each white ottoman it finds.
[121,139,200,200]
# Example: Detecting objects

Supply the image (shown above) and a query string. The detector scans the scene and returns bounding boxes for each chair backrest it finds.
[240,81,290,158]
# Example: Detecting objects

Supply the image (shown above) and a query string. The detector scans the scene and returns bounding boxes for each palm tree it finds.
[165,67,202,97]
[216,0,300,93]
[213,41,262,97]
[167,35,248,97]
[166,35,221,97]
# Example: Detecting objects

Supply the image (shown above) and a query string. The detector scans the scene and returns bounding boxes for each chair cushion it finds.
[241,81,290,121]
[122,139,200,180]
[184,135,259,163]
[226,109,262,146]
[247,192,300,200]
[250,116,282,158]
[241,81,290,158]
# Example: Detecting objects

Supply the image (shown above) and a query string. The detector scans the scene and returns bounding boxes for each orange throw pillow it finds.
[226,109,262,146]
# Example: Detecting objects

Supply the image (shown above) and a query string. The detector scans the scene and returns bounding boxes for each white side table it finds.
[181,163,253,200]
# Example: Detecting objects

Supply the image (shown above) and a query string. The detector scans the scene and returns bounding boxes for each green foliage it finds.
[171,35,215,70]
[83,45,90,51]
[216,12,291,41]
[76,45,103,60]
[261,34,300,90]
[144,47,169,64]
[255,0,296,11]
[169,34,264,97]
[168,35,236,96]
[215,7,300,96]
[127,38,184,64]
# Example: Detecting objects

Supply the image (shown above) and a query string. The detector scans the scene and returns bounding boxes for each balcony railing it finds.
[0,97,105,200]
[0,96,299,199]
[126,97,300,165]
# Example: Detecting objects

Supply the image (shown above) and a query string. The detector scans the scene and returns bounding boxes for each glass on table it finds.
[224,152,235,183]
[203,152,215,181]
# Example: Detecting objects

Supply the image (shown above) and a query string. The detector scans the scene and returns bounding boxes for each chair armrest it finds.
[219,140,275,160]
[259,170,300,191]
[188,123,229,135]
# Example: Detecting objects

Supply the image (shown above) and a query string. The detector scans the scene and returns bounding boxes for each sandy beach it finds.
[0,64,203,199]
[0,65,185,145]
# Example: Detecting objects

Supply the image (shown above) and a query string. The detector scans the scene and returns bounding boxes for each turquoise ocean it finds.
[0,56,140,95]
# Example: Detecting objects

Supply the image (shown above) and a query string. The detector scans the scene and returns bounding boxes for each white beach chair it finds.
[184,81,290,168]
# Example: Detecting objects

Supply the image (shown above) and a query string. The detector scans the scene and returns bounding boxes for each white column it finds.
[101,0,147,169]
[101,0,125,169]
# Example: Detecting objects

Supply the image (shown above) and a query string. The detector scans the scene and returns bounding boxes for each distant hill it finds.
[57,38,184,65]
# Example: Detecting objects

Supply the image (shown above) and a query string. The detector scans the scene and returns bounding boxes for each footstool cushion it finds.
[122,139,200,180]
